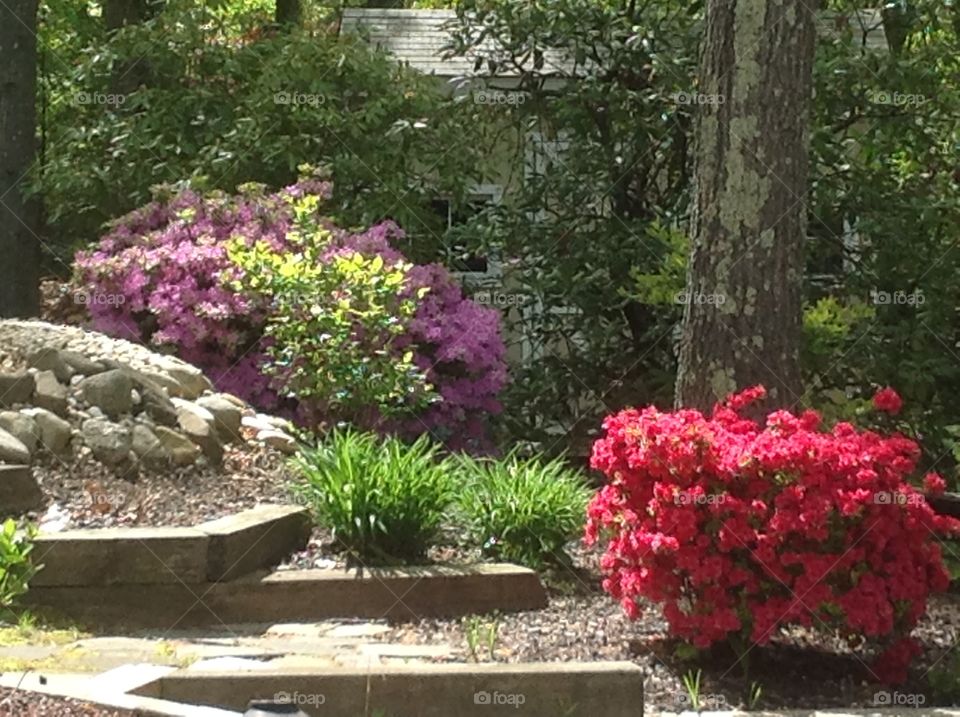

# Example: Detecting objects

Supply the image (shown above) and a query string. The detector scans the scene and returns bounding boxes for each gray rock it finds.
[153,357,212,399]
[33,370,68,416]
[127,371,178,426]
[173,398,215,432]
[79,369,134,419]
[173,400,223,465]
[81,418,132,466]
[0,412,38,456]
[154,426,201,466]
[196,395,243,443]
[135,369,183,398]
[59,350,107,377]
[21,408,72,455]
[0,465,43,514]
[258,429,297,455]
[0,371,35,408]
[27,347,74,383]
[0,427,31,464]
[131,424,169,470]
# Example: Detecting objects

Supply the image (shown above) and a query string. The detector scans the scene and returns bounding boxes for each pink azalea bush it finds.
[74,181,507,448]
[586,385,959,684]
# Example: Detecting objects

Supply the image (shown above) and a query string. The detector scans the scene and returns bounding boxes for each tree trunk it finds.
[104,0,162,32]
[675,0,817,411]
[275,0,302,26]
[0,0,40,318]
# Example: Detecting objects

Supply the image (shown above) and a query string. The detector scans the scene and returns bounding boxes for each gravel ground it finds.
[383,545,960,712]
[27,441,297,530]
[0,688,135,717]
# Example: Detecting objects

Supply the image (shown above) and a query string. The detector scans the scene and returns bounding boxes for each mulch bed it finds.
[0,687,136,717]
[384,545,960,712]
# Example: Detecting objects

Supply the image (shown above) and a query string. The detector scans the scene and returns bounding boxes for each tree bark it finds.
[104,0,162,32]
[275,0,302,26]
[0,0,40,318]
[675,0,817,411]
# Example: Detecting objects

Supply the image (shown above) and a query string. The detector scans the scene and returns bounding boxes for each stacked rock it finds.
[0,320,299,515]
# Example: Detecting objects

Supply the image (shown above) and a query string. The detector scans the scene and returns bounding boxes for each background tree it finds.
[103,0,163,31]
[0,0,40,318]
[275,0,301,26]
[675,0,819,410]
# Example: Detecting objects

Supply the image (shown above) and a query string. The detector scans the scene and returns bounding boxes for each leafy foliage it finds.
[445,0,960,480]
[38,0,480,256]
[0,520,39,620]
[292,430,455,564]
[227,199,436,423]
[75,179,507,446]
[587,386,959,685]
[445,0,700,449]
[455,450,591,568]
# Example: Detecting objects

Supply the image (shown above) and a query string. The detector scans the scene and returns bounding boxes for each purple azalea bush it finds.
[74,182,508,449]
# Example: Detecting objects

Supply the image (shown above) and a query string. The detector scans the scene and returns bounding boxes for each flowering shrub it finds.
[74,181,507,447]
[586,385,959,684]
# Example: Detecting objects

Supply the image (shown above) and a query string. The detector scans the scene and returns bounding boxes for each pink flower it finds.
[872,387,903,415]
[923,472,947,495]
[586,385,959,684]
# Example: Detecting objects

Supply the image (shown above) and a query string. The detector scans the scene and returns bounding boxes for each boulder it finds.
[173,400,223,465]
[0,412,38,456]
[0,371,35,408]
[127,371,178,426]
[0,427,31,465]
[27,347,74,383]
[258,430,297,455]
[153,357,212,399]
[33,371,68,416]
[0,465,43,515]
[131,424,169,470]
[134,369,183,399]
[59,350,107,377]
[81,419,132,466]
[196,395,243,443]
[154,426,201,466]
[21,408,72,455]
[79,369,134,419]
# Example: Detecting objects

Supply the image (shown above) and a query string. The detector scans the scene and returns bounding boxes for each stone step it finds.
[32,504,311,587]
[132,661,644,717]
[24,564,548,629]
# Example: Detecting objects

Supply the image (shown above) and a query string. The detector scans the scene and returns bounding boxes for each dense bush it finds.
[292,430,455,564]
[38,0,483,258]
[455,451,591,568]
[74,181,507,447]
[586,385,960,684]
[0,519,39,619]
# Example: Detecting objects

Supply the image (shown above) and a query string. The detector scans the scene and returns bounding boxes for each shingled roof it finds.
[340,8,576,78]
